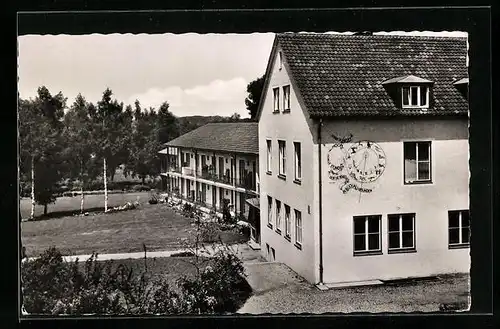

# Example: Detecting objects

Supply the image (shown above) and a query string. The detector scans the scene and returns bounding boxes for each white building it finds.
[256,33,470,286]
[158,122,261,245]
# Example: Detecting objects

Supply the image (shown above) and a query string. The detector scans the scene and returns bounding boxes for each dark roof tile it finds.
[160,122,258,155]
[277,33,468,117]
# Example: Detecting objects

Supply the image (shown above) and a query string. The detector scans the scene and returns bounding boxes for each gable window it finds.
[449,210,470,248]
[283,85,291,112]
[273,87,280,113]
[402,85,429,108]
[278,140,286,178]
[284,204,291,239]
[294,142,301,182]
[275,200,282,233]
[267,196,273,228]
[404,141,431,184]
[353,215,382,255]
[278,51,283,70]
[266,140,272,174]
[388,213,416,253]
[294,209,302,247]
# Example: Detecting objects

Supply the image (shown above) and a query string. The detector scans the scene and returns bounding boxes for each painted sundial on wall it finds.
[344,141,386,184]
[327,133,386,197]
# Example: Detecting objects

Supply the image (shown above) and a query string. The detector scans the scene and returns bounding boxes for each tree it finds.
[92,88,125,212]
[62,94,101,214]
[18,87,66,218]
[157,102,179,144]
[244,75,265,120]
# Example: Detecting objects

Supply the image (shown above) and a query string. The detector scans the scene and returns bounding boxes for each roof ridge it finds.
[276,33,467,41]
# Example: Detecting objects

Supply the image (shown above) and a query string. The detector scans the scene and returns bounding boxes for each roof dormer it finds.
[382,75,434,110]
[453,77,469,100]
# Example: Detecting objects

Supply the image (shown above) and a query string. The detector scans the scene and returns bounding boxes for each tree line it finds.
[19,76,264,220]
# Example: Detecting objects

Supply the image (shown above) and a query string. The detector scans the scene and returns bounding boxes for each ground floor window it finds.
[353,215,382,255]
[388,213,416,253]
[294,209,302,247]
[267,196,273,228]
[448,210,470,248]
[284,204,291,239]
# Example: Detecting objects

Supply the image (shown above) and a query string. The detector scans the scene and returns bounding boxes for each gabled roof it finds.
[381,74,434,85]
[259,33,468,118]
[159,122,258,155]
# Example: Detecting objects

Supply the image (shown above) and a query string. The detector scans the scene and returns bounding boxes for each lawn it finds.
[20,192,152,219]
[21,196,248,257]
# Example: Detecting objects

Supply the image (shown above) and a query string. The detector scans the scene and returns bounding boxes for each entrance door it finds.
[212,185,217,208]
[201,183,206,203]
[218,157,224,178]
[239,192,246,216]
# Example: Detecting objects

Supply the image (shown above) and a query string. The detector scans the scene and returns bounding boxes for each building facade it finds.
[159,123,261,245]
[257,33,470,285]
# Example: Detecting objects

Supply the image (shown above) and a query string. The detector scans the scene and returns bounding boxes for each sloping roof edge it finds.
[381,74,434,85]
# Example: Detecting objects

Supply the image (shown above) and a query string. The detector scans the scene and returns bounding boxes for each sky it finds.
[18,31,466,118]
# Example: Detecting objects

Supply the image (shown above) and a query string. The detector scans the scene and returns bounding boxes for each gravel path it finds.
[238,263,470,314]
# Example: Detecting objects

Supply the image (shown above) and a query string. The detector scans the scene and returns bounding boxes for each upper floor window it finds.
[266,140,272,173]
[283,85,291,112]
[273,87,280,112]
[294,142,301,182]
[404,141,431,184]
[278,140,286,177]
[402,85,429,108]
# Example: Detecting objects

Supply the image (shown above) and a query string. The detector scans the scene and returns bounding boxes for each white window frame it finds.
[273,87,280,112]
[294,209,302,245]
[353,215,382,255]
[275,200,282,233]
[388,213,416,253]
[283,85,290,111]
[266,139,272,173]
[267,196,273,227]
[278,140,286,177]
[402,85,429,108]
[294,141,301,181]
[448,210,470,248]
[284,204,291,238]
[404,141,432,184]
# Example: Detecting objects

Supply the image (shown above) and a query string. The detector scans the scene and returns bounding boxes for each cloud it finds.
[127,77,249,117]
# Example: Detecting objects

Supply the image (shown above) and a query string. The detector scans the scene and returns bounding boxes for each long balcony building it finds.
[158,122,261,244]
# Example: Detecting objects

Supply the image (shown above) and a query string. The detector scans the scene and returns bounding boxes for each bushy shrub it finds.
[148,192,159,205]
[199,222,221,243]
[177,251,250,314]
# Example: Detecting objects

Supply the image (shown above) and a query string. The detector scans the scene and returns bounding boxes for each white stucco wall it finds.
[319,117,470,283]
[258,45,319,283]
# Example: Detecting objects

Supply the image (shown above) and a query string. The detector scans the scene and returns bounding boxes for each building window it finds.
[388,213,416,253]
[266,139,272,173]
[294,209,302,246]
[404,141,431,184]
[278,51,283,70]
[273,87,280,112]
[283,85,290,111]
[402,85,429,108]
[353,215,382,255]
[284,204,291,238]
[278,140,286,177]
[267,196,273,228]
[275,200,282,233]
[449,210,470,248]
[294,142,301,182]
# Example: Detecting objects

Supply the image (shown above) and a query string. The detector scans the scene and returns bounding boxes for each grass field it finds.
[21,194,248,257]
[20,192,151,219]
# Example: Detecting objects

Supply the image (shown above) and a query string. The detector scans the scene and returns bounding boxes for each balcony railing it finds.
[182,167,195,176]
[235,174,256,191]
[163,165,181,174]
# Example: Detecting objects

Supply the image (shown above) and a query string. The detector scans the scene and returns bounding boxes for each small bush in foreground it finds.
[21,242,251,315]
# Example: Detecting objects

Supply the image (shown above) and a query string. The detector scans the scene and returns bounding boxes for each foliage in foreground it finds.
[21,244,251,315]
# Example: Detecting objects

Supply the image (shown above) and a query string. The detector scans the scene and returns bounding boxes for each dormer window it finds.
[382,75,434,110]
[402,85,429,108]
[453,77,468,100]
